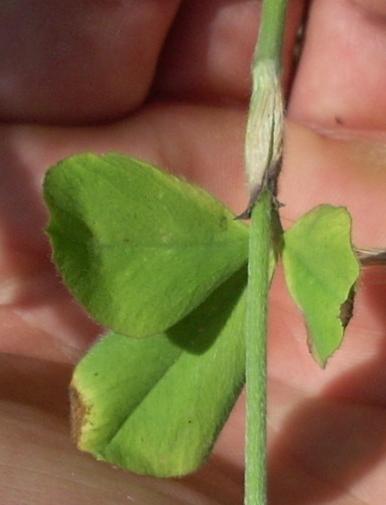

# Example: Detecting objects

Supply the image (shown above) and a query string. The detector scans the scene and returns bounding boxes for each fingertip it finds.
[289,0,386,130]
[155,0,306,104]
[0,0,180,124]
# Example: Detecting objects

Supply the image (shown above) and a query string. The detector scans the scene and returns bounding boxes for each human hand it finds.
[0,1,385,504]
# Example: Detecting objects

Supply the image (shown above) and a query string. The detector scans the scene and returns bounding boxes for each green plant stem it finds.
[254,0,288,65]
[245,191,271,505]
[245,1,287,505]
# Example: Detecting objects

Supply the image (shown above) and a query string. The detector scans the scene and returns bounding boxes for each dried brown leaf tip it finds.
[70,384,90,447]
[339,284,356,329]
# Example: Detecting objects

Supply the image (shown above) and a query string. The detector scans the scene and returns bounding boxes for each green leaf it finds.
[44,153,248,337]
[282,205,360,367]
[71,268,247,477]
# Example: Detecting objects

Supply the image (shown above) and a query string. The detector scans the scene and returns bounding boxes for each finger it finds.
[0,104,247,361]
[280,122,386,247]
[289,0,386,130]
[2,104,384,385]
[269,262,386,395]
[267,376,386,505]
[275,0,386,397]
[262,2,386,497]
[0,0,180,124]
[275,0,386,391]
[269,121,386,396]
[154,0,305,103]
[2,109,385,503]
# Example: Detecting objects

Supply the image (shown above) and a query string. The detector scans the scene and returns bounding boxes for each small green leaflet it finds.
[71,268,246,477]
[44,153,248,338]
[282,205,360,367]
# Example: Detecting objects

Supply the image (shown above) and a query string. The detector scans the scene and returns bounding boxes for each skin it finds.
[0,0,385,504]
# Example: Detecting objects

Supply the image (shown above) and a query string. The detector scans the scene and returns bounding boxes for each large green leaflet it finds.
[282,205,360,366]
[72,268,246,477]
[44,153,248,338]
[44,152,360,479]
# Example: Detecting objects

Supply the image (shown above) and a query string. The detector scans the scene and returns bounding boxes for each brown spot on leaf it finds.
[304,323,327,369]
[69,383,90,447]
[340,284,356,328]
